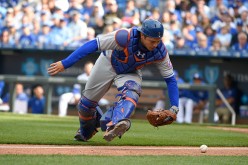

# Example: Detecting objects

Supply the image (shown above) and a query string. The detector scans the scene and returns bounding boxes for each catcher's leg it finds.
[74,96,101,141]
[103,80,141,142]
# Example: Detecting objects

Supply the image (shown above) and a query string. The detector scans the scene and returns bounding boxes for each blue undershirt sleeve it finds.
[61,39,98,69]
[164,76,179,107]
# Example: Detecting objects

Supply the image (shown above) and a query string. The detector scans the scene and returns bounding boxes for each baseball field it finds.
[0,112,248,165]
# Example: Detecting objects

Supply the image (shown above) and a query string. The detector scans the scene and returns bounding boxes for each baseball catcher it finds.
[48,18,179,142]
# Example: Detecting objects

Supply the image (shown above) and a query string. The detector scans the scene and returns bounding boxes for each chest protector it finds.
[111,27,167,74]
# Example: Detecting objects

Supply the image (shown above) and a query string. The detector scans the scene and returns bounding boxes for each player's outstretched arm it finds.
[47,61,65,76]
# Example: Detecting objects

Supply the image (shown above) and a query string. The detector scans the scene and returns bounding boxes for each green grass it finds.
[0,155,248,165]
[0,112,247,146]
[0,113,248,165]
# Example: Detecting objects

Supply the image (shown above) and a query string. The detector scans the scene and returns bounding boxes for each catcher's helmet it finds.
[137,19,164,38]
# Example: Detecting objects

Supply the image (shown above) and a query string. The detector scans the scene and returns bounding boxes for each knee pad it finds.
[77,96,98,120]
[119,80,142,97]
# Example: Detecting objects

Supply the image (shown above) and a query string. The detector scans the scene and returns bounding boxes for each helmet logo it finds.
[158,32,161,37]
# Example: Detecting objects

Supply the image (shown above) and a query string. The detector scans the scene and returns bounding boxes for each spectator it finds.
[162,30,174,51]
[210,38,227,51]
[194,33,210,51]
[121,0,140,28]
[82,0,95,22]
[4,8,16,29]
[211,9,230,33]
[28,85,45,114]
[50,18,72,47]
[190,0,211,21]
[190,73,209,123]
[66,0,84,16]
[215,25,232,49]
[209,0,228,19]
[80,27,96,45]
[32,20,41,42]
[178,0,191,19]
[230,20,246,46]
[19,14,33,30]
[201,14,211,30]
[112,17,122,31]
[22,3,35,23]
[67,10,88,47]
[39,11,52,28]
[87,1,104,36]
[13,83,29,114]
[59,83,82,117]
[0,83,29,114]
[59,61,110,117]
[169,10,182,33]
[100,24,114,36]
[8,24,20,45]
[0,29,14,46]
[18,25,36,47]
[165,0,182,22]
[215,74,238,124]
[232,31,248,50]
[229,3,240,18]
[103,0,122,25]
[174,33,189,49]
[190,13,199,27]
[37,23,52,48]
[182,21,197,48]
[239,9,248,31]
[235,0,248,15]
[204,25,216,47]
[149,7,160,21]
[161,11,171,30]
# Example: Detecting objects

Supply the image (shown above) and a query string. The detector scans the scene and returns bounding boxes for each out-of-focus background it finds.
[0,0,248,125]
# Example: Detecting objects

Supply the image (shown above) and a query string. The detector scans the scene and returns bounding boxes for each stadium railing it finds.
[0,75,218,124]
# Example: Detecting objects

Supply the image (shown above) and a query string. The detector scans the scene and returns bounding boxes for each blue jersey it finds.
[28,96,45,114]
[217,87,238,108]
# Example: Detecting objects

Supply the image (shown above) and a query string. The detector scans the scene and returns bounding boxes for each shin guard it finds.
[103,80,141,129]
[77,96,100,141]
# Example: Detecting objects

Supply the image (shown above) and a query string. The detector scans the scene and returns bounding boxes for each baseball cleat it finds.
[74,129,87,142]
[103,119,131,142]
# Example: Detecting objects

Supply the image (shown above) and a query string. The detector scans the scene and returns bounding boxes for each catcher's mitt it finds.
[146,109,177,127]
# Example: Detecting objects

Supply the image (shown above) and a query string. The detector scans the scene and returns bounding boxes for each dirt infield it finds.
[0,145,248,156]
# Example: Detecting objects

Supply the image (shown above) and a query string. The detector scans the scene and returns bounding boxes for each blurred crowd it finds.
[0,0,248,51]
